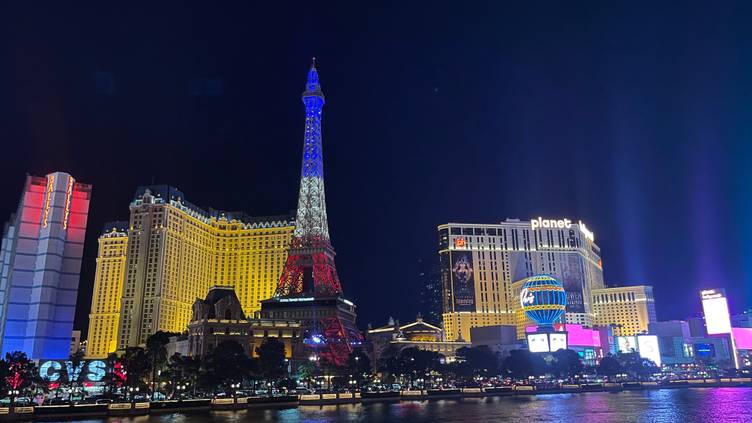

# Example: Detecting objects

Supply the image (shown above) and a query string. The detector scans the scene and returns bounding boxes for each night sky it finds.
[1,3,751,336]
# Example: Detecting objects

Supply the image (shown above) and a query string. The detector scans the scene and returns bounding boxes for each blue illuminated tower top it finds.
[294,58,330,241]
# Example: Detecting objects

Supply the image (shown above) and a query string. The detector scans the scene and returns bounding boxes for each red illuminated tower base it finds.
[260,61,361,367]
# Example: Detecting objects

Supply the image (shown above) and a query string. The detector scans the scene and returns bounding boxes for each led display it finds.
[527,333,550,353]
[637,335,661,367]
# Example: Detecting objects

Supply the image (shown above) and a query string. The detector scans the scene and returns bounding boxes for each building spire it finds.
[304,57,324,99]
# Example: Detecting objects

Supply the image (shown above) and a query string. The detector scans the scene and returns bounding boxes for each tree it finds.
[451,346,500,381]
[347,348,372,385]
[297,361,315,389]
[164,353,202,398]
[66,350,87,398]
[551,349,584,380]
[618,352,659,380]
[4,352,38,402]
[202,340,254,393]
[500,349,547,381]
[122,347,151,391]
[256,338,287,389]
[145,331,173,398]
[102,353,125,396]
[596,355,623,378]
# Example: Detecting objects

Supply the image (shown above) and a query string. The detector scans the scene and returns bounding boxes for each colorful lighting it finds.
[63,176,74,230]
[42,174,55,228]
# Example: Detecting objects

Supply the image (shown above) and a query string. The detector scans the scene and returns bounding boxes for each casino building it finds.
[0,172,92,359]
[85,185,294,356]
[591,285,657,336]
[438,218,604,342]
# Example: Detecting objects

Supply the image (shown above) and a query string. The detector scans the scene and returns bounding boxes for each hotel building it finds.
[86,222,128,358]
[0,172,91,359]
[84,185,294,355]
[591,285,657,336]
[438,218,603,342]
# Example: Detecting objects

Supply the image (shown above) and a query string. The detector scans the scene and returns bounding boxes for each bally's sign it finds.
[530,217,594,242]
[39,360,107,383]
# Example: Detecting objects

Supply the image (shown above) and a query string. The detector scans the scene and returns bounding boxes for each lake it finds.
[57,388,752,422]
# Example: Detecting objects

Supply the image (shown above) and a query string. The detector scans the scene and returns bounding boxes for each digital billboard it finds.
[617,336,638,353]
[694,343,716,358]
[701,289,732,335]
[527,333,550,353]
[732,328,752,350]
[39,360,107,383]
[549,333,568,352]
[560,253,585,313]
[451,251,476,312]
[637,335,662,367]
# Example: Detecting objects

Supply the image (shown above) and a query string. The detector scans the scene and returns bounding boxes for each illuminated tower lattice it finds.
[263,60,360,366]
[277,59,342,297]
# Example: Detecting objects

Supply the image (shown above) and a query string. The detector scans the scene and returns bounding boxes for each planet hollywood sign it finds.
[530,217,594,242]
[39,360,107,383]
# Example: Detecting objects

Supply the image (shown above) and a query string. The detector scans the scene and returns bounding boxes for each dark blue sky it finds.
[1,2,751,333]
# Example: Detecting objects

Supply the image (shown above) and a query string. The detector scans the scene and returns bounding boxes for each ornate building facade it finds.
[85,185,294,356]
[187,286,251,356]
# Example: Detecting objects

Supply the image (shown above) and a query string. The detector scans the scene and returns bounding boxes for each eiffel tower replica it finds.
[260,59,361,367]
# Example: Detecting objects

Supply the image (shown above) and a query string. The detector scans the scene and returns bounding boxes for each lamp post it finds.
[309,355,319,391]
[8,390,19,409]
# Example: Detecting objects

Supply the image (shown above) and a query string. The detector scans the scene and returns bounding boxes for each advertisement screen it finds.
[560,253,585,313]
[637,335,662,367]
[549,333,568,352]
[527,333,550,353]
[694,343,716,358]
[617,336,638,353]
[39,360,107,383]
[702,296,732,335]
[732,328,752,350]
[451,251,476,312]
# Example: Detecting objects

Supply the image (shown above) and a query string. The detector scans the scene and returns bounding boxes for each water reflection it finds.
[95,389,752,423]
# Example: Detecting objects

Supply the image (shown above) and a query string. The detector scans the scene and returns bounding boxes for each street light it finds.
[8,390,19,407]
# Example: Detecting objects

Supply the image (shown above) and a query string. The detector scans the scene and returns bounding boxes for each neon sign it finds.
[42,175,55,228]
[531,218,572,230]
[530,217,594,242]
[63,176,74,230]
[454,238,466,248]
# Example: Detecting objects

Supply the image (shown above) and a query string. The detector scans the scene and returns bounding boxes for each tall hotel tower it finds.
[438,218,604,342]
[0,172,91,359]
[260,61,360,367]
[84,185,294,356]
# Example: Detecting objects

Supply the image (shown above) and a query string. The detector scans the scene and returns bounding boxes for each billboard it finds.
[451,251,476,312]
[560,253,585,313]
[732,328,752,350]
[694,343,716,358]
[701,289,731,335]
[39,360,107,384]
[549,333,568,352]
[637,335,662,367]
[526,324,600,348]
[527,333,550,353]
[617,336,638,353]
